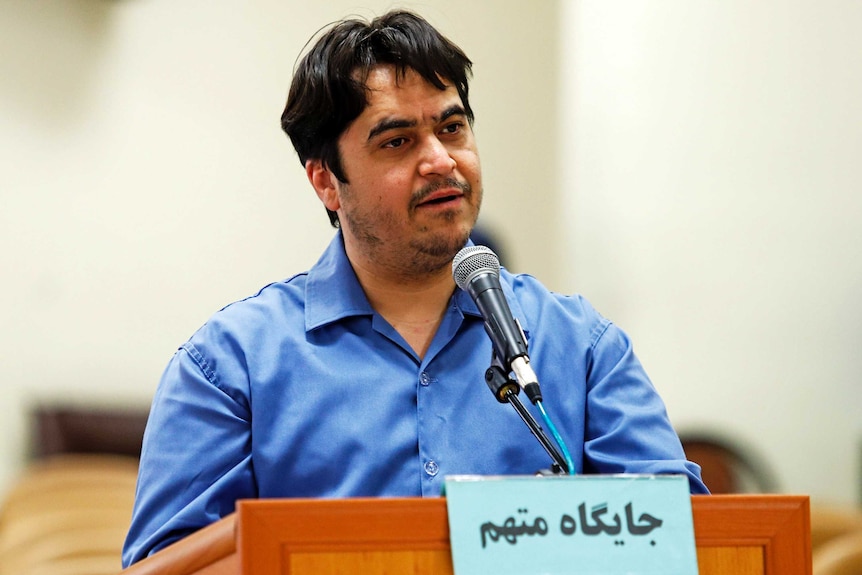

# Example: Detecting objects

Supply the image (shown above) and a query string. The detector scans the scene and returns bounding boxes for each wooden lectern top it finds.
[120,494,811,575]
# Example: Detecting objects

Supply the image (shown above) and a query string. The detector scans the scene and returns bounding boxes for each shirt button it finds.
[419,372,431,386]
[424,460,439,477]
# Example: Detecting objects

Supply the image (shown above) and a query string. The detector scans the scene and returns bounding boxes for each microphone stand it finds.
[485,365,568,475]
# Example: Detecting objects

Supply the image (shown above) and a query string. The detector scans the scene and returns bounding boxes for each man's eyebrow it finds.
[439,105,466,122]
[367,118,416,142]
[366,105,467,142]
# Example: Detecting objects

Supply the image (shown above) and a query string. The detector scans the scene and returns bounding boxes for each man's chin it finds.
[407,230,472,272]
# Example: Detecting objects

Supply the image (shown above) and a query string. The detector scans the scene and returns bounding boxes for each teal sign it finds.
[444,475,698,575]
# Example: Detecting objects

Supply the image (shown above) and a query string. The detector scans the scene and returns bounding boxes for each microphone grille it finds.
[452,245,500,290]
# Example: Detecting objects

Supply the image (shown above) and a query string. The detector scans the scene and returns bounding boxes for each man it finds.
[122,10,707,567]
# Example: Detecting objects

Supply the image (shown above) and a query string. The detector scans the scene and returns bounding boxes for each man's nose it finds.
[417,136,457,176]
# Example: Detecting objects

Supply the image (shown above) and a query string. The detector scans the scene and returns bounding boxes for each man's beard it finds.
[340,178,481,278]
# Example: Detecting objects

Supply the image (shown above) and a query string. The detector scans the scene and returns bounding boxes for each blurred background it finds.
[1,1,861,567]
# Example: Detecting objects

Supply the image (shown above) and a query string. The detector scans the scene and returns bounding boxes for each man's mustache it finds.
[409,178,471,210]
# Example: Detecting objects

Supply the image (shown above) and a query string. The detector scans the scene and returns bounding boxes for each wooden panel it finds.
[287,549,453,574]
[692,494,812,575]
[237,495,811,575]
[697,546,764,575]
[237,498,451,574]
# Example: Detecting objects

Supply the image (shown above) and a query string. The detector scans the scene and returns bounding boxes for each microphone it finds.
[452,245,542,403]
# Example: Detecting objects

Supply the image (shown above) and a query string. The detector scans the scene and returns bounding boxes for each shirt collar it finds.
[304,232,527,334]
[305,232,375,331]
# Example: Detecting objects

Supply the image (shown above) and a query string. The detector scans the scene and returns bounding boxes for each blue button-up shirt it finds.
[123,233,706,566]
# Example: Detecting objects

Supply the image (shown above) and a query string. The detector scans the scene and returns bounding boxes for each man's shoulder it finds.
[501,269,596,313]
[500,269,612,343]
[194,273,311,338]
[222,272,309,310]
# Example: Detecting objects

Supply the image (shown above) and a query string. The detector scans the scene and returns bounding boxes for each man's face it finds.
[322,65,482,278]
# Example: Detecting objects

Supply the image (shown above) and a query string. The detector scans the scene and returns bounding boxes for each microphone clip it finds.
[484,360,569,474]
[484,364,520,403]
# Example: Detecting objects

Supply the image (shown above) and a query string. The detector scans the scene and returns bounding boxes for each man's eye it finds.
[441,122,463,135]
[383,137,407,148]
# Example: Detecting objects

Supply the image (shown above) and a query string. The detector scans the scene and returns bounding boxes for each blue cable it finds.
[536,400,576,475]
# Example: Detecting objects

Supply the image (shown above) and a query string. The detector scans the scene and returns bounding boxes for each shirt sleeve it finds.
[582,319,709,494]
[121,341,256,567]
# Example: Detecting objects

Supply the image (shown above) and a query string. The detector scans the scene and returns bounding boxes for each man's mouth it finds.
[413,179,469,209]
[418,190,463,206]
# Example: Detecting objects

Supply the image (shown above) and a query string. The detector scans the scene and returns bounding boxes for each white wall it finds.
[562,1,862,506]
[0,0,559,494]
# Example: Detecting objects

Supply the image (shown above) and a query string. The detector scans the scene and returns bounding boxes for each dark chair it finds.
[679,432,779,494]
[31,405,150,460]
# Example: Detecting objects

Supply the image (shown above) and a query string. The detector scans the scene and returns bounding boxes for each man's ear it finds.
[306,160,341,212]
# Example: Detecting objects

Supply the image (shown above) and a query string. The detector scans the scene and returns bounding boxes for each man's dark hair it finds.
[281,10,474,227]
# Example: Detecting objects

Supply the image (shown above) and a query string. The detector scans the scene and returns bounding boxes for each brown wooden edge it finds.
[119,513,236,575]
[692,494,812,575]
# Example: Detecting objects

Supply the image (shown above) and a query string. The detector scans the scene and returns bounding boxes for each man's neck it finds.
[350,257,456,360]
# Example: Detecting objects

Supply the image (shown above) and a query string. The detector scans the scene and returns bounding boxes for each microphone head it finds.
[452,245,501,290]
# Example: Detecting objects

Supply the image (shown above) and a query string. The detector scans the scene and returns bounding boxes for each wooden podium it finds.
[120,495,811,574]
